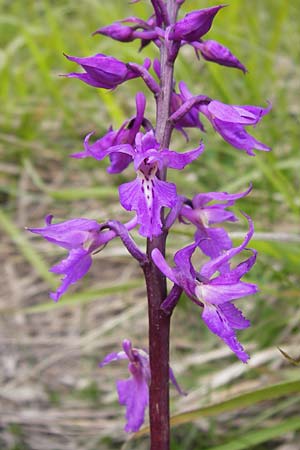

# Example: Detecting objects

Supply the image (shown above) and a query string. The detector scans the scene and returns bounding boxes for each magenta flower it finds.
[118,131,203,238]
[82,130,203,238]
[71,92,148,173]
[64,53,151,90]
[180,186,252,265]
[199,100,271,155]
[152,217,257,362]
[100,339,184,432]
[100,340,150,432]
[28,215,137,301]
[170,5,225,41]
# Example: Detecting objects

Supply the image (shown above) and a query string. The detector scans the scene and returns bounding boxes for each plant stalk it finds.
[144,2,180,449]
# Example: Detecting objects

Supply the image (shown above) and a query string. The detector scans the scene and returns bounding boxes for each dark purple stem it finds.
[144,2,180,449]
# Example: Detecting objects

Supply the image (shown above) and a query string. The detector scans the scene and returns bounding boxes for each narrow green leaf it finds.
[278,348,300,366]
[49,186,117,200]
[170,379,300,427]
[134,379,300,437]
[207,416,300,450]
[0,209,56,287]
[22,279,143,314]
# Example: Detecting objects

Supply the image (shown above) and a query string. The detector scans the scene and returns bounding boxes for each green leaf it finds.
[0,209,56,287]
[133,379,300,438]
[22,279,143,314]
[207,416,300,450]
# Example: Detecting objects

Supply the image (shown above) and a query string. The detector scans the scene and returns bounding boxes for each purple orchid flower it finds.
[180,185,252,266]
[100,339,184,432]
[198,100,271,155]
[94,130,203,238]
[170,5,225,42]
[28,215,137,301]
[71,92,149,173]
[100,339,150,433]
[171,82,271,154]
[64,53,151,90]
[192,39,247,73]
[152,216,257,362]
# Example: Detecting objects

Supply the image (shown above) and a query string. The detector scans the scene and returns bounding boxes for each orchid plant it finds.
[28,1,270,449]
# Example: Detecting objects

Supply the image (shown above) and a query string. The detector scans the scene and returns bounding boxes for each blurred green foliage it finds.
[1,0,300,449]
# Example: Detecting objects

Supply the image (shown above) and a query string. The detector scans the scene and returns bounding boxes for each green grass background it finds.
[1,0,300,449]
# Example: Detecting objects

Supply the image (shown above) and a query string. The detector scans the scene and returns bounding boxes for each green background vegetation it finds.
[1,0,300,449]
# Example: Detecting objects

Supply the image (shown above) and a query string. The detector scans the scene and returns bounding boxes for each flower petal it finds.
[50,248,92,301]
[119,177,177,238]
[196,227,232,261]
[213,119,271,155]
[117,375,149,432]
[161,143,204,169]
[199,281,258,305]
[151,248,178,285]
[28,218,100,250]
[200,214,254,279]
[202,303,249,362]
[99,351,127,367]
[197,39,247,72]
